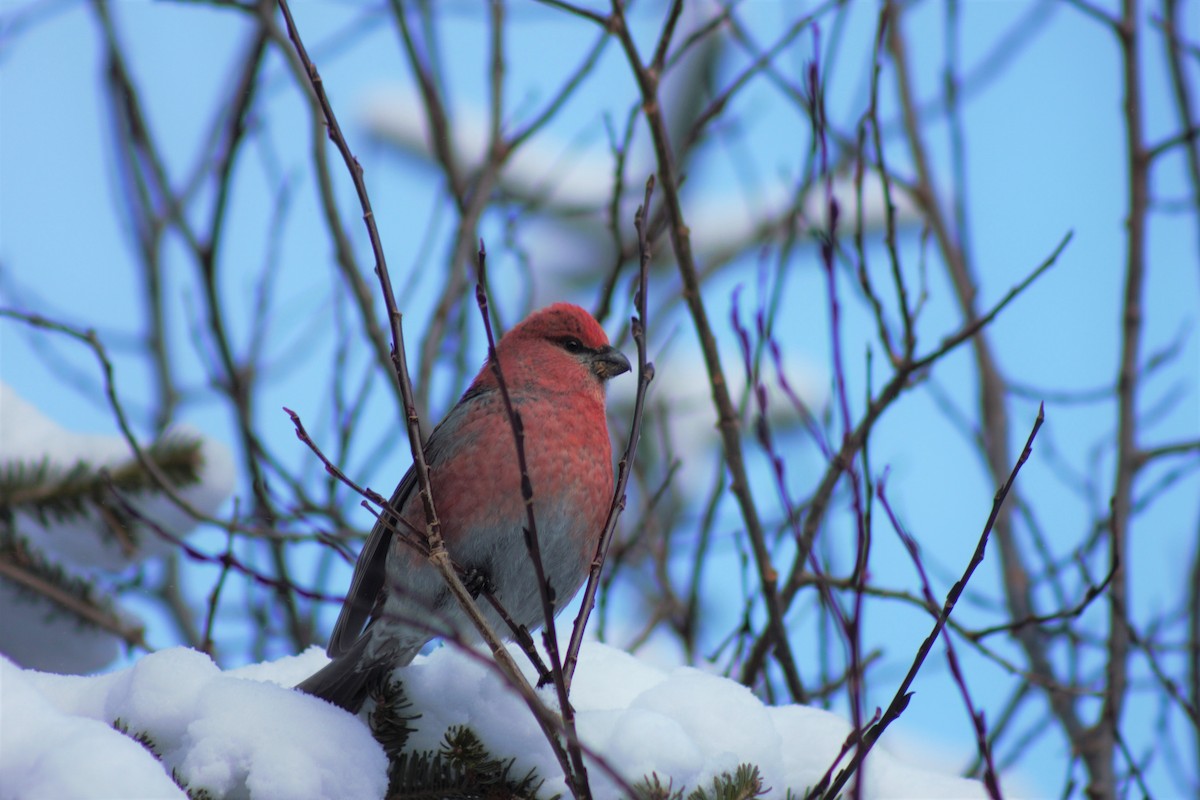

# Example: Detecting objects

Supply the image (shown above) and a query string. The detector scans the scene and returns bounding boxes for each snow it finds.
[1,641,990,799]
[1,660,183,800]
[0,579,136,675]
[4,648,386,800]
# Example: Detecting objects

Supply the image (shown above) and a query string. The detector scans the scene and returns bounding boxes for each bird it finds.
[296,302,631,712]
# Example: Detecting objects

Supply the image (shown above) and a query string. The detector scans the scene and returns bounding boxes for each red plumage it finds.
[296,303,630,712]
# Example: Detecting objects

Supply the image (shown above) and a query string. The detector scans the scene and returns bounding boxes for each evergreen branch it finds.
[111,717,163,759]
[634,764,770,800]
[112,718,215,800]
[0,522,146,648]
[634,774,685,800]
[380,720,548,799]
[441,726,545,798]
[685,764,767,800]
[0,309,228,532]
[369,676,422,770]
[0,434,204,525]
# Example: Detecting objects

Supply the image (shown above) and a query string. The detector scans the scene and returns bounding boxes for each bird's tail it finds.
[294,635,424,713]
[294,636,388,714]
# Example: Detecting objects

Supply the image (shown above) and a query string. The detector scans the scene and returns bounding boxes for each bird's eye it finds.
[561,337,585,353]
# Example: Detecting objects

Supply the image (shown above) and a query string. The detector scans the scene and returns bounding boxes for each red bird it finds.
[297,303,631,712]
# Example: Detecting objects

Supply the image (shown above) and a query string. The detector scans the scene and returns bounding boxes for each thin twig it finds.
[607,0,808,704]
[274,2,581,790]
[566,174,656,686]
[472,245,591,799]
[816,404,1044,800]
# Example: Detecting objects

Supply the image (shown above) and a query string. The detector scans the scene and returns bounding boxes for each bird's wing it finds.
[325,386,491,657]
[326,464,417,657]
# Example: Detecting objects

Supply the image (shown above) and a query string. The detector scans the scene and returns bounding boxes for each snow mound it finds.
[395,641,988,799]
[4,648,386,800]
[1,641,989,799]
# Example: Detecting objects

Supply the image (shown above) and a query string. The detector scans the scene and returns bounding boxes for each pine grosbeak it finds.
[297,303,630,711]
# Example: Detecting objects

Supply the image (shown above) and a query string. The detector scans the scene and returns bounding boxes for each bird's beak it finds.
[591,346,632,380]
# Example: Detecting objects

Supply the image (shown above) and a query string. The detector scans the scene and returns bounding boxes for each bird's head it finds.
[487,303,631,392]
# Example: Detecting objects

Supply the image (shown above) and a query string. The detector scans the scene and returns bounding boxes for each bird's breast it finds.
[399,389,613,569]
